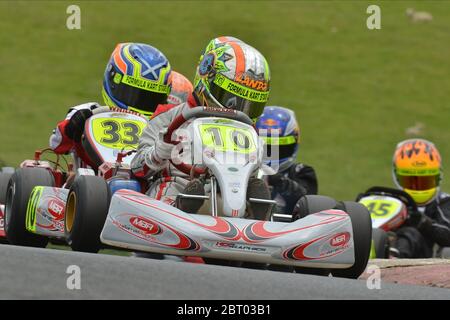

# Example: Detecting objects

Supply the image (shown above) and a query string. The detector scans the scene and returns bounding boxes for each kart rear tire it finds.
[4,168,54,247]
[0,171,14,204]
[372,228,389,259]
[65,175,110,253]
[331,201,372,279]
[292,195,338,276]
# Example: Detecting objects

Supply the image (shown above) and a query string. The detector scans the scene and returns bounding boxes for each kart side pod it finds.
[100,190,356,269]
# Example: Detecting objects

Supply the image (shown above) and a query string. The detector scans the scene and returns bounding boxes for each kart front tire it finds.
[292,195,339,220]
[4,168,53,247]
[331,201,372,279]
[65,175,110,253]
[292,195,338,276]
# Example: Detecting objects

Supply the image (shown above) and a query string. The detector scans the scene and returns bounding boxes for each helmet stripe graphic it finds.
[113,44,127,74]
[229,41,245,78]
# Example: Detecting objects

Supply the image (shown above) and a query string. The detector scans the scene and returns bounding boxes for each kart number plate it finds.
[198,124,256,154]
[91,118,146,150]
[359,198,402,219]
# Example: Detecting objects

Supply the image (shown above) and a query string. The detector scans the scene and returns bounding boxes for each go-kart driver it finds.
[49,43,190,169]
[131,36,271,208]
[255,106,318,217]
[391,139,450,258]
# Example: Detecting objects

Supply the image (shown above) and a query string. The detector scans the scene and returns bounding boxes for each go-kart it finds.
[357,186,417,258]
[67,106,372,278]
[4,107,147,251]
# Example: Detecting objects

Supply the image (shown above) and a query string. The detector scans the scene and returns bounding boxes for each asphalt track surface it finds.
[0,244,449,300]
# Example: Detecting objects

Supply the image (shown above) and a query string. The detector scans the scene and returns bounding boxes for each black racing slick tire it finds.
[292,195,339,220]
[291,195,338,276]
[65,175,110,253]
[4,168,54,247]
[330,201,372,279]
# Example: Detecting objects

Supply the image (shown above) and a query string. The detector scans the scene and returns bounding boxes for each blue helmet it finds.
[102,43,172,117]
[255,106,300,171]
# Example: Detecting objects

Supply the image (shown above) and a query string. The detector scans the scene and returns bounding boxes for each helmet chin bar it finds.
[392,169,441,206]
[403,187,439,206]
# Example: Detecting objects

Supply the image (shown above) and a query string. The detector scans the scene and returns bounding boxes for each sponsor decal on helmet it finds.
[262,119,279,127]
[199,53,215,76]
[235,75,268,91]
[122,75,170,94]
[214,74,269,103]
[113,73,122,84]
[412,160,427,167]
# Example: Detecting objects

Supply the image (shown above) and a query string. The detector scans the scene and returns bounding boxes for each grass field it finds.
[0,0,449,201]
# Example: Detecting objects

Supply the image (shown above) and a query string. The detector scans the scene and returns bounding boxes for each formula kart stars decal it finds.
[111,213,200,251]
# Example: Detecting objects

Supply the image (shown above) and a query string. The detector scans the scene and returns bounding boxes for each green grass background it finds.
[1,0,449,202]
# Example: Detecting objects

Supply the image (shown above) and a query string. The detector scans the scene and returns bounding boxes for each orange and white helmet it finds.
[392,139,442,205]
[167,71,193,105]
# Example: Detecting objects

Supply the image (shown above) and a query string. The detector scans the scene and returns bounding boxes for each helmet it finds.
[392,138,442,205]
[193,36,270,120]
[167,71,193,105]
[255,106,300,172]
[102,43,172,117]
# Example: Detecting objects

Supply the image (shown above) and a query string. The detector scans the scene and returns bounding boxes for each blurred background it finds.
[0,1,449,201]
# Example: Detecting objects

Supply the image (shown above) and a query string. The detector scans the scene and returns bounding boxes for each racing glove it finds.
[65,109,93,142]
[142,131,175,172]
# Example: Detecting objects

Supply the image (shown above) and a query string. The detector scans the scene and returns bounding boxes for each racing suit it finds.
[394,192,450,258]
[131,94,198,205]
[269,163,318,215]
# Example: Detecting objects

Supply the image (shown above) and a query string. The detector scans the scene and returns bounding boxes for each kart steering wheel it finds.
[356,186,419,217]
[163,106,253,177]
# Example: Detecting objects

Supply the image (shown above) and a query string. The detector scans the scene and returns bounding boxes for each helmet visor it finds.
[396,174,440,191]
[107,70,169,114]
[208,74,268,119]
[261,135,298,160]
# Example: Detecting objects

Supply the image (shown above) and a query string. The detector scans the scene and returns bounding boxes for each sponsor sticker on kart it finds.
[205,240,271,254]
